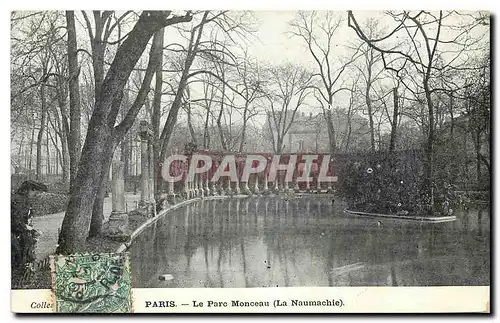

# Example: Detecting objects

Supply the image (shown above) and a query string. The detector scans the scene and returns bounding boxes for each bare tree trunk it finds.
[217,108,227,150]
[60,120,70,185]
[54,85,70,185]
[47,123,62,177]
[29,122,35,177]
[66,10,81,186]
[366,94,375,152]
[46,124,50,175]
[89,11,111,100]
[276,136,283,154]
[17,127,25,171]
[364,49,376,152]
[239,105,248,152]
[202,90,212,149]
[151,28,164,198]
[423,80,435,209]
[89,149,112,237]
[121,133,130,179]
[217,72,227,150]
[326,108,337,154]
[449,91,455,136]
[389,87,399,152]
[186,102,198,144]
[54,132,60,175]
[344,88,355,153]
[36,84,47,181]
[345,110,353,153]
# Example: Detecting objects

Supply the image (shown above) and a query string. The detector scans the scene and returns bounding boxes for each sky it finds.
[251,11,311,65]
[10,10,491,133]
[176,10,364,128]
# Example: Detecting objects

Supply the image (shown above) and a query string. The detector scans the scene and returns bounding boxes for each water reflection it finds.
[128,197,490,288]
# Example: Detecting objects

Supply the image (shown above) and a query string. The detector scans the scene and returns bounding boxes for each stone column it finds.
[304,163,311,191]
[284,173,290,192]
[204,174,210,196]
[273,176,279,193]
[192,174,198,197]
[234,177,241,195]
[166,156,176,204]
[106,160,129,240]
[139,121,153,209]
[140,137,149,205]
[243,176,251,195]
[196,174,202,197]
[262,165,269,194]
[253,174,260,195]
[167,176,174,195]
[183,169,190,198]
[148,141,155,203]
[224,178,231,195]
[190,175,196,197]
[294,162,300,192]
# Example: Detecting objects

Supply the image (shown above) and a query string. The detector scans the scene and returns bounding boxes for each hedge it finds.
[31,192,68,217]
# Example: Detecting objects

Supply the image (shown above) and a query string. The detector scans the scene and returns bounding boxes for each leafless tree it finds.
[289,11,361,154]
[265,63,313,154]
[348,10,489,206]
[58,11,194,253]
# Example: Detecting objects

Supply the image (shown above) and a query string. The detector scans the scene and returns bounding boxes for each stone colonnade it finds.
[106,124,335,240]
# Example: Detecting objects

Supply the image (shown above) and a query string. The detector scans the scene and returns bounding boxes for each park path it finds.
[32,192,141,261]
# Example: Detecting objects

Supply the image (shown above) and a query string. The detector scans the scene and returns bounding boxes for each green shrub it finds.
[336,150,460,216]
[337,150,421,213]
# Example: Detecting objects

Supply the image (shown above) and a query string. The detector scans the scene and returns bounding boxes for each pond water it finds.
[128,196,490,288]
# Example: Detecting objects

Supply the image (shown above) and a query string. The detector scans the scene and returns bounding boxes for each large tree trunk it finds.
[66,11,82,186]
[85,11,112,230]
[61,134,69,185]
[90,15,168,236]
[89,11,111,99]
[151,28,164,199]
[121,133,130,179]
[89,147,113,237]
[57,11,189,254]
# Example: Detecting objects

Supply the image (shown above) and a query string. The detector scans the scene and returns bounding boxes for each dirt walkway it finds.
[32,193,141,260]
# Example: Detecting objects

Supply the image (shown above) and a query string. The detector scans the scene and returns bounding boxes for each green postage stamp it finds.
[49,253,132,313]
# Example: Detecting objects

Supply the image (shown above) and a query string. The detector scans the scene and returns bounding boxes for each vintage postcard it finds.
[10,9,490,314]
